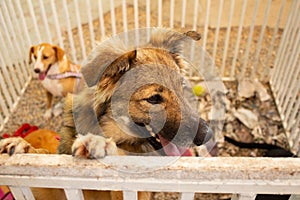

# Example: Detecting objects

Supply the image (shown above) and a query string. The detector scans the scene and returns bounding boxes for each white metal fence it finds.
[0,154,300,200]
[0,0,300,199]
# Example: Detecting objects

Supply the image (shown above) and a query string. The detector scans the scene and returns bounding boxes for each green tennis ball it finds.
[192,85,205,97]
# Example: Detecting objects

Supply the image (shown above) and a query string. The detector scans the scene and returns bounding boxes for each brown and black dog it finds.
[1,28,212,200]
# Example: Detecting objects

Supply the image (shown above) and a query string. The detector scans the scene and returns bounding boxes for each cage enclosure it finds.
[0,0,300,199]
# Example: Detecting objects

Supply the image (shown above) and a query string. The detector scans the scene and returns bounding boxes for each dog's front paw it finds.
[72,133,117,159]
[0,137,37,155]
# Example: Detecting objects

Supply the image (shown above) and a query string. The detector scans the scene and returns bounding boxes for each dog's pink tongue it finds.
[39,72,46,80]
[158,134,192,156]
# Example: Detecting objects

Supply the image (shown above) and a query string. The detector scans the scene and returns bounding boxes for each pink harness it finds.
[47,64,82,80]
[46,64,82,92]
[47,72,82,79]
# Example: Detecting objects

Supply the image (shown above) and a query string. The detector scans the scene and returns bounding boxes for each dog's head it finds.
[29,43,65,80]
[81,28,212,156]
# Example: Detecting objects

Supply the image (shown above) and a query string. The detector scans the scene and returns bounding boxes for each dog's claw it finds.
[71,133,118,159]
[9,146,15,156]
[72,147,77,157]
[0,137,36,156]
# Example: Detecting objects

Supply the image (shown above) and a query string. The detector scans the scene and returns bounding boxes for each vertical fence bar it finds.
[0,73,13,113]
[281,33,300,117]
[122,0,128,33]
[0,78,10,116]
[133,0,139,29]
[7,2,28,57]
[201,0,210,71]
[181,192,195,200]
[230,0,247,79]
[27,0,42,43]
[86,0,96,49]
[240,0,260,79]
[212,0,224,62]
[98,0,105,39]
[251,0,272,79]
[110,0,117,36]
[64,189,84,200]
[50,0,64,48]
[220,0,235,76]
[0,110,4,131]
[271,0,298,89]
[192,0,199,31]
[190,0,199,63]
[133,0,139,46]
[181,0,186,28]
[74,0,87,59]
[277,9,300,102]
[123,191,137,200]
[146,0,151,40]
[0,64,13,112]
[261,0,286,81]
[0,12,23,94]
[285,71,300,131]
[122,0,128,45]
[0,33,18,102]
[15,0,32,46]
[158,0,162,27]
[9,187,35,200]
[202,0,210,50]
[291,112,300,153]
[170,0,174,28]
[9,187,26,200]
[38,0,52,43]
[1,1,28,82]
[62,0,77,63]
[6,1,31,77]
[287,95,300,150]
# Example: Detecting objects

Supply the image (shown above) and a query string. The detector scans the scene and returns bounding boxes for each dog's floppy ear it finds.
[29,46,35,64]
[82,45,136,117]
[53,45,65,62]
[101,49,137,78]
[149,29,201,54]
[81,39,136,87]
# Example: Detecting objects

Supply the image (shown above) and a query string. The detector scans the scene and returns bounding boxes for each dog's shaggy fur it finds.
[58,29,212,159]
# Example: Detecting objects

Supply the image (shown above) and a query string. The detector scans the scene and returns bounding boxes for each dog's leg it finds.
[72,133,118,159]
[110,191,123,200]
[0,137,49,155]
[44,91,53,119]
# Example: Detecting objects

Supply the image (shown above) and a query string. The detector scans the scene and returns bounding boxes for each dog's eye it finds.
[43,55,49,60]
[146,94,163,104]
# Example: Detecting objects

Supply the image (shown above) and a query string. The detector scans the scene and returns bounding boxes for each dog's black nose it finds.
[34,68,40,73]
[193,120,214,146]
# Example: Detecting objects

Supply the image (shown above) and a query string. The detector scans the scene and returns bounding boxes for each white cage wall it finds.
[0,0,300,199]
[0,0,299,153]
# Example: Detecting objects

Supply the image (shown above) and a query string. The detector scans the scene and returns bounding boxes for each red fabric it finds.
[2,123,38,139]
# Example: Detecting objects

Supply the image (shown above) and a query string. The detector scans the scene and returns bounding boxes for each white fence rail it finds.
[0,154,300,200]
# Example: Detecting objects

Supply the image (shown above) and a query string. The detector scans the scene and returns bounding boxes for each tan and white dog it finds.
[29,43,83,119]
